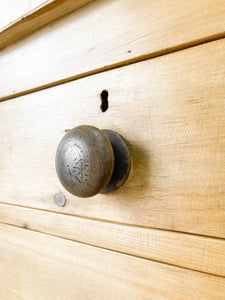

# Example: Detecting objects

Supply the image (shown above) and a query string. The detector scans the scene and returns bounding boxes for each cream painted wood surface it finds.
[0,38,225,238]
[0,0,94,50]
[1,0,225,100]
[0,203,225,277]
[0,223,225,300]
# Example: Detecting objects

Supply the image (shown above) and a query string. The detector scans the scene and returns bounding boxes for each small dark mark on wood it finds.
[23,223,29,229]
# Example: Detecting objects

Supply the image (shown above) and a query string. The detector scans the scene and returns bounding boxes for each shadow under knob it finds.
[55,125,131,198]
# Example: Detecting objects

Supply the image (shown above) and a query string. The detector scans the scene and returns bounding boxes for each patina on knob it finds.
[55,125,131,198]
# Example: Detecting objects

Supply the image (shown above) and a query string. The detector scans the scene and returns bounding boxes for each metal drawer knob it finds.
[55,125,131,198]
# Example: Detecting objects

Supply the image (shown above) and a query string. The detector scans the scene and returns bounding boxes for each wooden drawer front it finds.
[0,38,225,239]
[1,203,225,277]
[1,224,225,300]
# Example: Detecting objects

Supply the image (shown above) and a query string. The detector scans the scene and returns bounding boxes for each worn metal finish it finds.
[55,125,131,198]
[55,125,114,198]
[101,130,132,194]
[54,193,66,207]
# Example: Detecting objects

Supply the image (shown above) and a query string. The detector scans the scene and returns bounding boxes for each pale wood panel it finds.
[0,39,225,238]
[1,0,225,100]
[0,223,225,300]
[0,289,22,300]
[0,0,94,50]
[0,203,225,277]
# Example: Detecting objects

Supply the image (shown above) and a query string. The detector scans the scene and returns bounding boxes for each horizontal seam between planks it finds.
[0,201,224,241]
[0,30,225,102]
[0,221,225,279]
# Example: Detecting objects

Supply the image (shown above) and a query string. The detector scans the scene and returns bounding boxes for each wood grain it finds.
[0,39,225,238]
[0,0,94,50]
[0,203,225,277]
[0,223,225,300]
[1,0,225,100]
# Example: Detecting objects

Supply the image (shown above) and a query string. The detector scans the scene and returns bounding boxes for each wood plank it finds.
[0,203,225,277]
[0,288,22,300]
[1,0,225,100]
[0,39,225,238]
[0,223,224,300]
[0,0,94,50]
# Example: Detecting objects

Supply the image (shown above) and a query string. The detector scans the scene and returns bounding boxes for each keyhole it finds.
[100,90,109,112]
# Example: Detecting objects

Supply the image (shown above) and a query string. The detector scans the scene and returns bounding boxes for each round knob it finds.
[55,125,131,198]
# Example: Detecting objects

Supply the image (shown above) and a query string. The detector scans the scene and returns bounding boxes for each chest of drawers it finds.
[0,1,225,299]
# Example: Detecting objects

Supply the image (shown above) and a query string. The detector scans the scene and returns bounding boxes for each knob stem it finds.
[101,129,131,194]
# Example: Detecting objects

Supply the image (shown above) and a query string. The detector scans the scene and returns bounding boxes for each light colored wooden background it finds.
[0,0,225,298]
[1,203,225,277]
[1,223,225,299]
[0,0,94,51]
[1,38,225,238]
[1,0,225,100]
